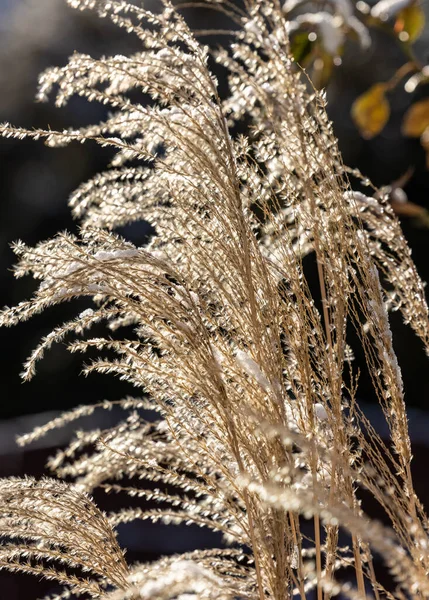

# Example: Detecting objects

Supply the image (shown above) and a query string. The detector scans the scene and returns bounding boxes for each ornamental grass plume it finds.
[1,0,429,599]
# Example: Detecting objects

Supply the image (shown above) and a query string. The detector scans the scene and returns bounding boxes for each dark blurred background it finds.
[1,0,429,597]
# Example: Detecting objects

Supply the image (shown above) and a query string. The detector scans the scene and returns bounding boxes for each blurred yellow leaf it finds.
[351,83,390,139]
[420,126,429,170]
[402,98,429,137]
[394,3,425,42]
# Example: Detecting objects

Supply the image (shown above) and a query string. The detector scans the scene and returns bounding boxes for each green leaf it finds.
[312,54,335,90]
[290,32,313,65]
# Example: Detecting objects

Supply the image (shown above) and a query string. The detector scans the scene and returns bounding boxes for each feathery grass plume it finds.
[1,0,429,598]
